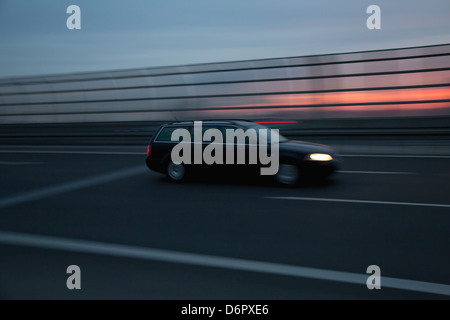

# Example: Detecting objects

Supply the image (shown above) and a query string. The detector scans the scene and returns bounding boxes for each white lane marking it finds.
[0,165,147,209]
[0,231,448,296]
[342,154,450,159]
[0,150,143,155]
[0,161,46,165]
[266,196,450,209]
[338,170,416,175]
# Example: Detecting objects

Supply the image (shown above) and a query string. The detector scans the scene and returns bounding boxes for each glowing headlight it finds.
[307,153,333,161]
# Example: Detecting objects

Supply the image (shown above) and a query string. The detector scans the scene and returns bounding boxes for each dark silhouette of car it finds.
[146,120,341,185]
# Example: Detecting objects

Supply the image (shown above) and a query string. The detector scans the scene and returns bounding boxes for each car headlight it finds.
[306,153,333,161]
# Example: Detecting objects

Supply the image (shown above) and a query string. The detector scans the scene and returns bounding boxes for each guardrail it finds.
[0,44,449,125]
[1,116,449,139]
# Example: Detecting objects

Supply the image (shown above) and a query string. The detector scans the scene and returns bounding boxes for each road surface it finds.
[0,144,449,299]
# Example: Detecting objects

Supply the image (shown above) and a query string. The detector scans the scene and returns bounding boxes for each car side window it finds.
[155,126,190,142]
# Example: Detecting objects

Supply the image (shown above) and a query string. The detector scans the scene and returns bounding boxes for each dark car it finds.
[146,120,341,185]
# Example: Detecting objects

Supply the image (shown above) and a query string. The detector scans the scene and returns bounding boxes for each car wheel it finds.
[276,163,300,185]
[166,162,186,182]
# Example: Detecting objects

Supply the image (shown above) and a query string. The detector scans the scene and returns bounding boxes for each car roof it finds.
[164,119,255,127]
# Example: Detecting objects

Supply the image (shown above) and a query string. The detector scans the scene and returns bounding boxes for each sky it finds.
[0,0,449,78]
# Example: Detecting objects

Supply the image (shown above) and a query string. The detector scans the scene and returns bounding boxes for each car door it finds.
[220,125,259,175]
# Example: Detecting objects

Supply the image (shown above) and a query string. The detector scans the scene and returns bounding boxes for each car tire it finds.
[166,161,186,182]
[276,163,300,185]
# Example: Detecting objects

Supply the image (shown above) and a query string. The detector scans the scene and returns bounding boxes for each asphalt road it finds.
[0,144,449,300]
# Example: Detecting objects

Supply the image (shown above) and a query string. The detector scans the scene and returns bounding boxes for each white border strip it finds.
[0,231,448,296]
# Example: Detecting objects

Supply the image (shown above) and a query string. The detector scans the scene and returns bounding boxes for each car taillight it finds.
[147,145,152,156]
